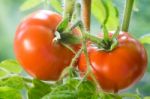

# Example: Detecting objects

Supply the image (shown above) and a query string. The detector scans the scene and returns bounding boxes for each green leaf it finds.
[28,79,51,99]
[121,93,141,99]
[102,94,122,99]
[0,76,25,90]
[0,87,22,99]
[42,90,77,99]
[139,34,150,44]
[42,78,77,99]
[50,0,63,13]
[77,80,97,99]
[92,0,119,30]
[20,0,42,11]
[0,67,9,77]
[43,78,98,99]
[144,96,150,99]
[0,59,22,75]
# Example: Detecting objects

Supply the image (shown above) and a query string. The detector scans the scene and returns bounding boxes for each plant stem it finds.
[43,0,49,9]
[85,33,102,45]
[59,47,83,81]
[122,0,135,32]
[82,0,91,31]
[69,47,83,67]
[63,0,76,20]
[69,19,103,48]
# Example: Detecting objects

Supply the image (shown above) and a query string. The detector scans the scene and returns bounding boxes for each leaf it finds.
[92,0,119,30]
[42,78,77,99]
[77,80,97,99]
[121,93,141,99]
[42,90,77,99]
[0,59,22,75]
[20,0,42,11]
[0,87,22,99]
[139,34,150,44]
[107,94,122,99]
[28,79,51,99]
[43,78,98,99]
[0,67,9,77]
[50,0,63,13]
[144,96,150,99]
[0,76,25,90]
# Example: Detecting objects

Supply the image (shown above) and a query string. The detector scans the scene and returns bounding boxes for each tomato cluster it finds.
[14,10,147,92]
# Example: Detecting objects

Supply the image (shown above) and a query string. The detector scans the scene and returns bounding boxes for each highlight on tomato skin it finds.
[78,32,147,92]
[14,10,80,81]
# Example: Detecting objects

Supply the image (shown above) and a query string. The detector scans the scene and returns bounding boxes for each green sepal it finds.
[60,33,81,44]
[57,18,70,33]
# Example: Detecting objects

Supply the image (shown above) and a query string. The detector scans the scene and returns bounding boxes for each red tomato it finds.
[78,32,147,92]
[14,10,80,80]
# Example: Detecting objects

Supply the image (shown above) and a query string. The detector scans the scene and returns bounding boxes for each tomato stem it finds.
[82,0,91,31]
[63,0,76,20]
[76,69,90,89]
[59,47,83,80]
[122,0,135,32]
[84,33,102,45]
[79,19,102,91]
[43,0,49,9]
[69,47,83,67]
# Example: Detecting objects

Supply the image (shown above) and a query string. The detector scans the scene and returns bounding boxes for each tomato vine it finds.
[0,0,148,99]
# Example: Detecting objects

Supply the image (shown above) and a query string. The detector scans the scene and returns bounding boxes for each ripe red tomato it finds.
[78,32,147,92]
[14,10,80,80]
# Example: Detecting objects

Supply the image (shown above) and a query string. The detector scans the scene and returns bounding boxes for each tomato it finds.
[78,32,147,92]
[14,10,80,80]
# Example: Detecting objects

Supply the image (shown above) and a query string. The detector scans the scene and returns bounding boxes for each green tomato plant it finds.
[0,0,150,99]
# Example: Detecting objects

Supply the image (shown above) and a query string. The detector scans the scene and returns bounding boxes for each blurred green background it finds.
[0,0,149,96]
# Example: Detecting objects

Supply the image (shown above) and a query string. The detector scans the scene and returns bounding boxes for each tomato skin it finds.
[78,32,147,92]
[14,10,79,80]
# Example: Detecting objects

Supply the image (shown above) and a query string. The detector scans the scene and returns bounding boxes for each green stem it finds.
[76,69,90,89]
[63,0,76,20]
[90,73,102,91]
[43,0,49,9]
[85,33,102,45]
[69,22,102,45]
[122,0,135,32]
[58,47,83,81]
[69,47,83,67]
[79,23,102,90]
[61,43,76,54]
[75,24,91,89]
[70,21,82,31]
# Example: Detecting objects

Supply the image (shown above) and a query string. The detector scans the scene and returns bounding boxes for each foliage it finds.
[0,59,149,99]
[139,34,150,44]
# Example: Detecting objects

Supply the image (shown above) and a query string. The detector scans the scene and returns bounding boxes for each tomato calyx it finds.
[95,26,120,51]
[53,17,81,45]
[53,1,119,52]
